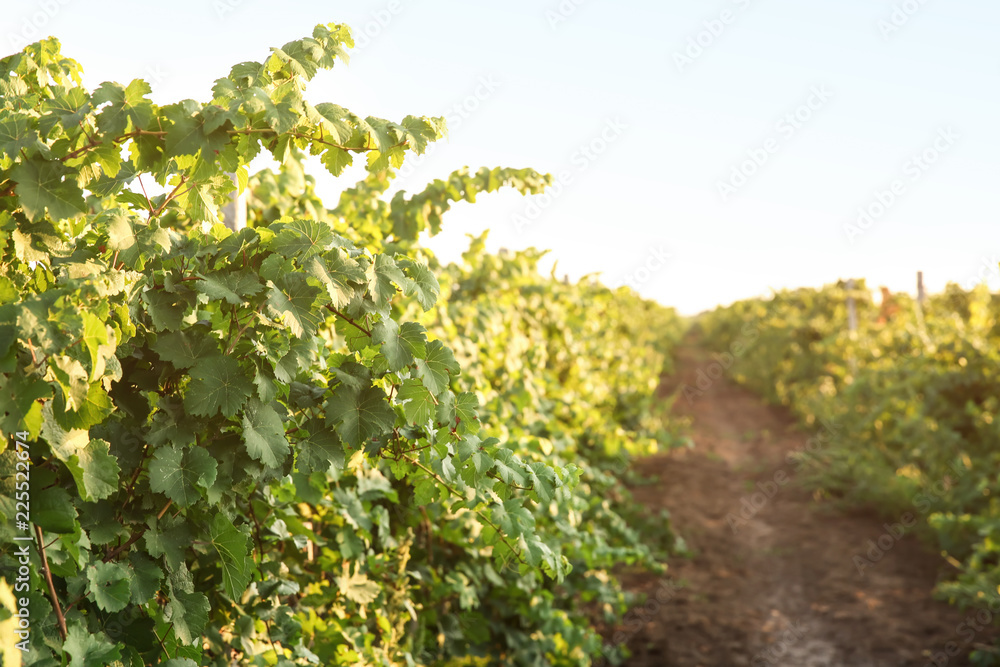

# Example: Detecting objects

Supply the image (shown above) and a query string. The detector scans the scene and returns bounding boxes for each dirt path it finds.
[616,343,996,666]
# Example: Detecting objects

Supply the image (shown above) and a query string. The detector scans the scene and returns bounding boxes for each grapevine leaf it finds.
[305,250,363,309]
[50,354,89,412]
[271,219,334,260]
[492,448,526,487]
[144,515,190,571]
[455,392,480,434]
[41,400,90,462]
[241,397,290,467]
[165,588,210,646]
[34,486,77,534]
[128,552,163,605]
[93,79,154,136]
[399,258,440,310]
[325,384,395,449]
[149,444,218,507]
[11,158,87,222]
[184,356,253,418]
[152,329,220,369]
[372,320,426,372]
[335,562,380,605]
[63,621,122,666]
[86,561,131,612]
[320,146,353,176]
[52,381,114,430]
[414,340,460,394]
[0,111,41,159]
[296,418,345,474]
[397,378,435,425]
[209,513,252,599]
[266,273,327,338]
[66,438,121,502]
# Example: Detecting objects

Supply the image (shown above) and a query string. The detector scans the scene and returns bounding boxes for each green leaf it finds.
[305,250,363,309]
[399,258,440,310]
[41,400,90,462]
[335,562,380,605]
[86,561,131,612]
[12,158,87,222]
[66,438,121,502]
[193,270,263,305]
[333,488,372,532]
[142,289,191,332]
[241,397,290,468]
[93,79,154,136]
[34,486,77,534]
[372,320,426,372]
[414,340,460,394]
[266,273,327,338]
[271,219,334,260]
[52,381,114,430]
[144,515,190,571]
[325,384,395,449]
[296,418,345,474]
[164,99,229,157]
[50,354,90,412]
[313,103,353,143]
[366,254,404,309]
[527,462,558,503]
[63,621,122,666]
[89,159,136,196]
[39,87,93,136]
[149,444,218,507]
[165,588,210,646]
[184,356,253,418]
[492,448,526,487]
[0,111,41,159]
[321,146,353,176]
[128,552,163,604]
[79,311,110,376]
[454,392,481,435]
[209,513,252,599]
[152,329,220,369]
[397,378,436,425]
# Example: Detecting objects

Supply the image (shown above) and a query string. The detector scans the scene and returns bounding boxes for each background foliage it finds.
[0,25,685,666]
[698,280,1000,664]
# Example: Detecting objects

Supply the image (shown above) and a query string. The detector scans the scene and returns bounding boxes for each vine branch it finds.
[35,524,67,640]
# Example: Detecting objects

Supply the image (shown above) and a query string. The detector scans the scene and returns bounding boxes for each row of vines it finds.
[698,280,1000,663]
[0,25,687,667]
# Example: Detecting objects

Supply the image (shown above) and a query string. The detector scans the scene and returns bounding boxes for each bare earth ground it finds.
[613,343,997,667]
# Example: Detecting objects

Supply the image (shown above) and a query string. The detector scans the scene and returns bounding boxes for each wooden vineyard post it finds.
[917,271,925,305]
[846,279,858,333]
[222,172,247,231]
[846,278,858,374]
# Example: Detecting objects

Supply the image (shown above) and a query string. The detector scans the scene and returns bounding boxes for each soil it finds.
[614,343,999,667]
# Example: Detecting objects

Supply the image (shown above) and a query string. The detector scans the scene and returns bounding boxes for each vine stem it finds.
[149,176,189,219]
[324,304,372,336]
[226,303,265,355]
[136,173,154,214]
[35,524,67,640]
[104,500,173,562]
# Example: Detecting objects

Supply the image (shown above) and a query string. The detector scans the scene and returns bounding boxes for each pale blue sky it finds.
[4,0,999,314]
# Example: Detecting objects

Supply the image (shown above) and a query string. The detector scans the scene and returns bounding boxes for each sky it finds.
[3,0,999,314]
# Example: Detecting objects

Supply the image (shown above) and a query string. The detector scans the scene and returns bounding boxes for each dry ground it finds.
[614,343,996,667]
